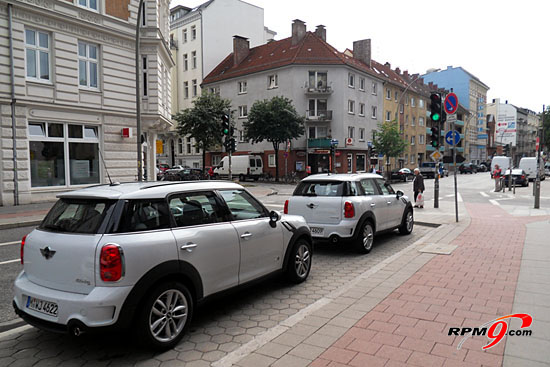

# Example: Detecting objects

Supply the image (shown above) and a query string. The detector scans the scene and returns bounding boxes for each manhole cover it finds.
[418,243,457,255]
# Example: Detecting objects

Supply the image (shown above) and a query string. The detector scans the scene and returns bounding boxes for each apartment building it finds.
[0,0,173,205]
[202,20,385,176]
[158,0,275,168]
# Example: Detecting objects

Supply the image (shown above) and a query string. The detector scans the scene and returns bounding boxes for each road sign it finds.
[447,113,457,123]
[444,93,458,115]
[430,150,442,161]
[445,130,461,146]
[331,139,338,146]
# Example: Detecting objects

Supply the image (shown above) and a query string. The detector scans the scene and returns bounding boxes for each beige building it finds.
[0,0,173,205]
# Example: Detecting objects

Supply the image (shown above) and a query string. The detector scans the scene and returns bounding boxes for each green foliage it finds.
[543,106,550,153]
[373,121,408,164]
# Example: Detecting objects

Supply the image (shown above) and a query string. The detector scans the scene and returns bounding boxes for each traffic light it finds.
[224,138,237,153]
[221,114,230,135]
[430,125,439,148]
[504,143,510,156]
[429,93,442,123]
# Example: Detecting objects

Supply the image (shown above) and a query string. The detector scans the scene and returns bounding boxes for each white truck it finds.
[213,155,263,181]
[519,157,545,181]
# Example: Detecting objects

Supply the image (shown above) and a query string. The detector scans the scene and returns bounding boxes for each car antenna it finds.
[97,146,118,186]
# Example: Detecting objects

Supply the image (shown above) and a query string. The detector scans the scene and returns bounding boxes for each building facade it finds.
[158,0,275,168]
[0,0,173,206]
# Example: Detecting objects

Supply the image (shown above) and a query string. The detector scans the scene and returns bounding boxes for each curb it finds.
[0,219,42,230]
[0,318,25,333]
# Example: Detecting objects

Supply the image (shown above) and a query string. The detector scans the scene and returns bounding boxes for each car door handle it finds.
[240,232,253,239]
[180,242,197,252]
[370,203,376,207]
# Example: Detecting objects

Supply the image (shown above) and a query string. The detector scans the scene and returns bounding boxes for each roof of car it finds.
[56,181,244,200]
[301,173,383,182]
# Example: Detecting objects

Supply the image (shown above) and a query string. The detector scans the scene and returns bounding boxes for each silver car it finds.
[285,173,413,253]
[13,181,312,349]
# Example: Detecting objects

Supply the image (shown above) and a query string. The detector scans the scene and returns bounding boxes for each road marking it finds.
[489,199,501,206]
[457,193,463,202]
[0,259,20,265]
[480,192,489,198]
[0,240,20,247]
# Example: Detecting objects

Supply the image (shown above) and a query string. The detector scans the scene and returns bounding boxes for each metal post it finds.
[135,0,145,181]
[534,105,543,209]
[228,148,232,181]
[452,122,458,222]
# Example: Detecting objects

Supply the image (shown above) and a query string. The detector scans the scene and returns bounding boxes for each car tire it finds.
[355,220,374,254]
[399,209,414,235]
[137,282,193,350]
[285,239,312,284]
[239,174,245,182]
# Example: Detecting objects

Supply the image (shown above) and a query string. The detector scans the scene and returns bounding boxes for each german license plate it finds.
[25,295,58,317]
[310,227,324,235]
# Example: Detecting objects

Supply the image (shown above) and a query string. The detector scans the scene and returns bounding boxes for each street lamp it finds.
[135,0,145,181]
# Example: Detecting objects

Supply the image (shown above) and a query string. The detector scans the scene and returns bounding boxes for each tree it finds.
[543,106,550,154]
[244,96,305,181]
[372,121,408,180]
[173,93,232,171]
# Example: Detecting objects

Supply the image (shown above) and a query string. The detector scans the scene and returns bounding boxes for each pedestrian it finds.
[413,168,425,208]
[372,166,377,174]
[493,164,502,192]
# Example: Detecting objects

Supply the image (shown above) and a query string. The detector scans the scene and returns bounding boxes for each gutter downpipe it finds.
[136,0,145,181]
[8,4,19,205]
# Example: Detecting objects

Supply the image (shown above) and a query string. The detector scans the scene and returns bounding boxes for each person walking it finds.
[413,168,425,208]
[493,164,502,192]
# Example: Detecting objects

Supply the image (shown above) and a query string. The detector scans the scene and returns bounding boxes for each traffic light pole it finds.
[534,104,544,208]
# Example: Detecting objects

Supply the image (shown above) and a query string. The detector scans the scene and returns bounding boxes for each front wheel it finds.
[285,239,312,283]
[399,209,414,235]
[137,282,193,350]
[355,221,374,254]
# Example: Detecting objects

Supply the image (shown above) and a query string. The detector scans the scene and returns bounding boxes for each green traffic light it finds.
[223,128,229,134]
[432,113,440,121]
[431,141,438,148]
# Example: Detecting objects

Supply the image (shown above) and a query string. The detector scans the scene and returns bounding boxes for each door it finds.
[169,191,240,296]
[375,178,403,228]
[359,178,390,231]
[218,189,284,284]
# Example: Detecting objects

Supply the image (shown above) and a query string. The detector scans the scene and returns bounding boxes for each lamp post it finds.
[135,0,145,181]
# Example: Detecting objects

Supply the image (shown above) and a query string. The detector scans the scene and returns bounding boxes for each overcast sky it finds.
[171,0,549,113]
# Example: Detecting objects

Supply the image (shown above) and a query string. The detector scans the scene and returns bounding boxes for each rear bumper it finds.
[308,220,358,241]
[13,271,133,332]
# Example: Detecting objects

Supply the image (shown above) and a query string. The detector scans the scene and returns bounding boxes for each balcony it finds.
[306,110,333,122]
[455,120,464,126]
[307,138,332,148]
[304,83,333,95]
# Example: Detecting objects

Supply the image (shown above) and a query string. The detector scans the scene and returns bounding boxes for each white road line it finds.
[479,192,489,198]
[457,193,463,202]
[489,199,500,206]
[0,240,20,247]
[0,259,20,265]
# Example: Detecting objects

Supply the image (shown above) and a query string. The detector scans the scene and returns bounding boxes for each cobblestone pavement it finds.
[0,226,431,366]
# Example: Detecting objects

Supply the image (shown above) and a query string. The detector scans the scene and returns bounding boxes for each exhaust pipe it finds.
[68,320,87,337]
[329,234,339,244]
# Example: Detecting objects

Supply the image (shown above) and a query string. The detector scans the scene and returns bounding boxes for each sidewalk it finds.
[221,201,550,367]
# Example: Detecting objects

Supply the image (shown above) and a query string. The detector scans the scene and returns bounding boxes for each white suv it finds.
[285,173,413,253]
[13,181,312,349]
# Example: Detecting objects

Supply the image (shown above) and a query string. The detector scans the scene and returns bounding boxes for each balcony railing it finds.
[304,83,333,95]
[306,110,333,121]
[307,138,332,148]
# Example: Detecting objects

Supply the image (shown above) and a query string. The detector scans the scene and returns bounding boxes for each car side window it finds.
[219,189,266,221]
[360,179,377,195]
[116,200,171,233]
[347,181,360,196]
[169,191,223,227]
[375,178,395,195]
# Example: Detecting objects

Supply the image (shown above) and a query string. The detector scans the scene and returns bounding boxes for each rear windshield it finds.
[40,199,115,234]
[293,181,345,197]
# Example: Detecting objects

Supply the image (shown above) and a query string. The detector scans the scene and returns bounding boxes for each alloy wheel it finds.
[294,244,311,278]
[149,289,188,343]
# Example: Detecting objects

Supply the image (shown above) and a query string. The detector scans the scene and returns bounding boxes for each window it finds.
[411,97,415,107]
[78,0,98,11]
[184,81,189,98]
[25,29,50,81]
[385,111,391,122]
[186,137,192,154]
[182,28,187,43]
[169,192,223,227]
[375,178,395,195]
[219,190,266,220]
[405,115,409,125]
[308,71,328,89]
[359,103,365,116]
[239,105,248,118]
[195,144,200,154]
[411,136,415,145]
[399,104,404,114]
[372,82,377,95]
[356,154,366,172]
[294,181,345,197]
[41,199,114,234]
[209,86,220,96]
[192,51,197,69]
[268,74,278,89]
[359,78,365,91]
[78,41,98,89]
[348,73,355,88]
[239,130,245,142]
[141,2,146,26]
[183,54,188,71]
[142,56,148,96]
[308,126,327,139]
[419,99,425,108]
[419,134,425,145]
[412,117,416,126]
[410,155,415,164]
[116,200,170,233]
[359,128,365,141]
[178,138,183,154]
[348,100,355,114]
[192,79,197,97]
[191,25,196,40]
[359,179,377,195]
[372,106,377,119]
[308,99,328,118]
[29,123,100,187]
[238,81,247,94]
[419,117,424,126]
[268,154,276,167]
[394,91,398,102]
[405,95,409,105]
[348,126,355,139]
[386,88,391,100]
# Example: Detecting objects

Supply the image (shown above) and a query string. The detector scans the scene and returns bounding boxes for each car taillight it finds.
[100,244,124,282]
[284,199,289,214]
[344,201,355,218]
[522,175,525,179]
[21,235,26,265]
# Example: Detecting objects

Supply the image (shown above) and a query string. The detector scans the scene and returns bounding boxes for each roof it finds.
[301,173,383,182]
[424,66,489,90]
[57,181,244,200]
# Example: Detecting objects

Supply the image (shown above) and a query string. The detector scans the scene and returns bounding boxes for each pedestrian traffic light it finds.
[430,93,442,123]
[221,114,230,135]
[430,126,439,148]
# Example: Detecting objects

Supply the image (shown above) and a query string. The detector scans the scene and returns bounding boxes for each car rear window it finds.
[40,199,115,234]
[293,181,344,197]
[114,199,171,233]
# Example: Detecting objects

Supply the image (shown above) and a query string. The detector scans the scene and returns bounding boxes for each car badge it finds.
[40,246,56,260]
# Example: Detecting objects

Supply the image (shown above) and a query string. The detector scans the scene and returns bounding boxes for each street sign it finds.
[331,139,339,146]
[536,136,540,151]
[444,93,458,115]
[445,130,461,146]
[443,154,466,164]
[447,113,457,123]
[430,150,442,161]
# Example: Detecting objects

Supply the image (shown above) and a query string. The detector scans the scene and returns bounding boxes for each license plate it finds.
[310,227,324,235]
[25,295,58,317]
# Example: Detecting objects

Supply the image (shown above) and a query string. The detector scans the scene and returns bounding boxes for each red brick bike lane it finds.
[310,203,549,367]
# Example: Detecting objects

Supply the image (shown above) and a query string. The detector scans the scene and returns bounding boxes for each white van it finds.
[213,155,263,181]
[519,157,545,181]
[491,156,511,177]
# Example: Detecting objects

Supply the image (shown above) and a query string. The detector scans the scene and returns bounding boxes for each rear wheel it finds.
[399,209,414,235]
[355,221,374,254]
[285,239,312,283]
[239,174,245,182]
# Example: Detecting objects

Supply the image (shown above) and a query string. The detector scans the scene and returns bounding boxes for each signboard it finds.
[445,130,461,146]
[495,104,517,146]
[444,93,458,115]
[477,134,488,139]
[331,139,339,146]
[156,140,164,154]
[430,150,442,161]
[536,137,540,151]
[447,113,457,123]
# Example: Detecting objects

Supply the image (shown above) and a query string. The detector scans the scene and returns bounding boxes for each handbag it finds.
[416,193,424,206]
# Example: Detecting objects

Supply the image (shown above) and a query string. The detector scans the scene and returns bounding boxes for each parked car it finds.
[503,169,529,187]
[214,155,263,181]
[459,163,477,174]
[157,163,170,173]
[13,181,312,349]
[390,168,413,182]
[545,162,550,177]
[518,157,545,181]
[284,173,413,254]
[419,162,437,178]
[478,163,488,172]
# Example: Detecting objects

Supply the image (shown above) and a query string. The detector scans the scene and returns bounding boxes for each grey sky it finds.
[171,0,549,113]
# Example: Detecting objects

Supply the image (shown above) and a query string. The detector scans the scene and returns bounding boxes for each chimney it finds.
[291,19,306,46]
[385,62,391,67]
[352,39,371,67]
[403,70,409,77]
[314,25,326,41]
[418,77,424,84]
[412,73,419,79]
[428,82,433,87]
[233,35,249,66]
[395,67,401,74]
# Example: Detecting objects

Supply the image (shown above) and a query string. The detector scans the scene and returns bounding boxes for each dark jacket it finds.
[413,174,425,192]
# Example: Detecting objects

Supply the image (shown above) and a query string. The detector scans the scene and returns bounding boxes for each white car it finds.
[285,173,413,253]
[13,181,312,349]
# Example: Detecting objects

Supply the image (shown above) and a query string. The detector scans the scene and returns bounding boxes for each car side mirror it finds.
[269,210,280,227]
[396,190,404,199]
